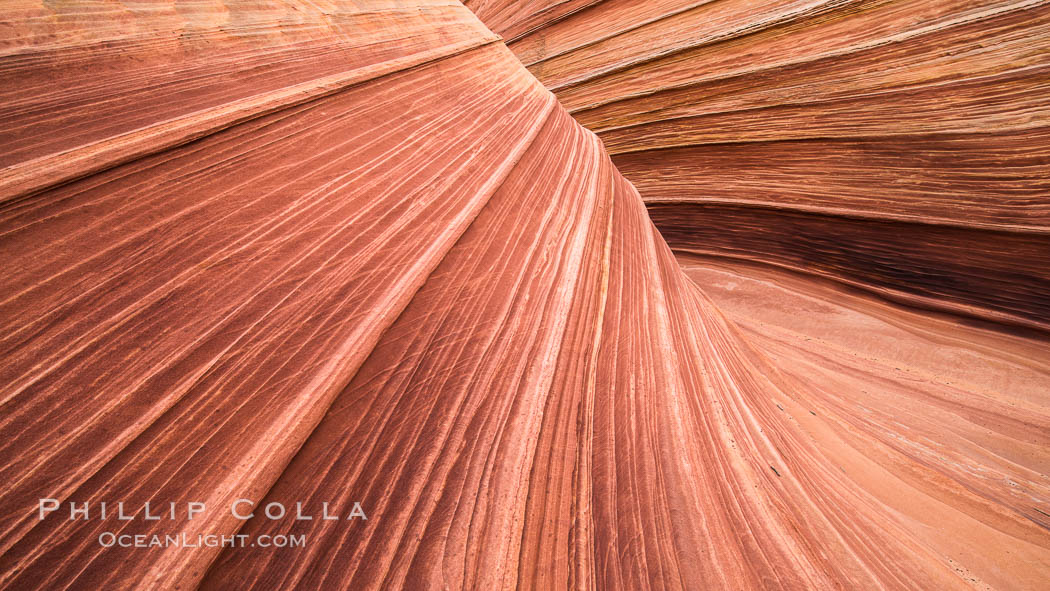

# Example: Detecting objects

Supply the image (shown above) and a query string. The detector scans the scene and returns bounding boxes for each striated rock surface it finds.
[467,0,1050,330]
[0,1,1048,590]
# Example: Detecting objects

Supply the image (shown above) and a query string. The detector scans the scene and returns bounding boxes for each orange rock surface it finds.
[468,0,1050,330]
[0,1,1047,590]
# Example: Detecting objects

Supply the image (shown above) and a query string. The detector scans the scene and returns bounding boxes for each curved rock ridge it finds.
[465,0,1050,331]
[0,0,500,202]
[0,2,1048,591]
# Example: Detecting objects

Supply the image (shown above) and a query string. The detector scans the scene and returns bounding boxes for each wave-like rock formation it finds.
[1,1,1048,590]
[467,0,1050,331]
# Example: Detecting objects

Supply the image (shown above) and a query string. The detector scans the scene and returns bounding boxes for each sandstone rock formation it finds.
[0,1,1047,590]
[468,0,1050,331]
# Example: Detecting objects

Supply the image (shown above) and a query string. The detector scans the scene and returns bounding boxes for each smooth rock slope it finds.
[0,1,1047,590]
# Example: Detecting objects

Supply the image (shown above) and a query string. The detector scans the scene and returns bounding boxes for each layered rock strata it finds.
[467,0,1050,329]
[0,2,1047,590]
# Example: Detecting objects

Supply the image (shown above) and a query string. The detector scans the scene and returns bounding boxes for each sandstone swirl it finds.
[468,0,1050,331]
[0,1,1047,590]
